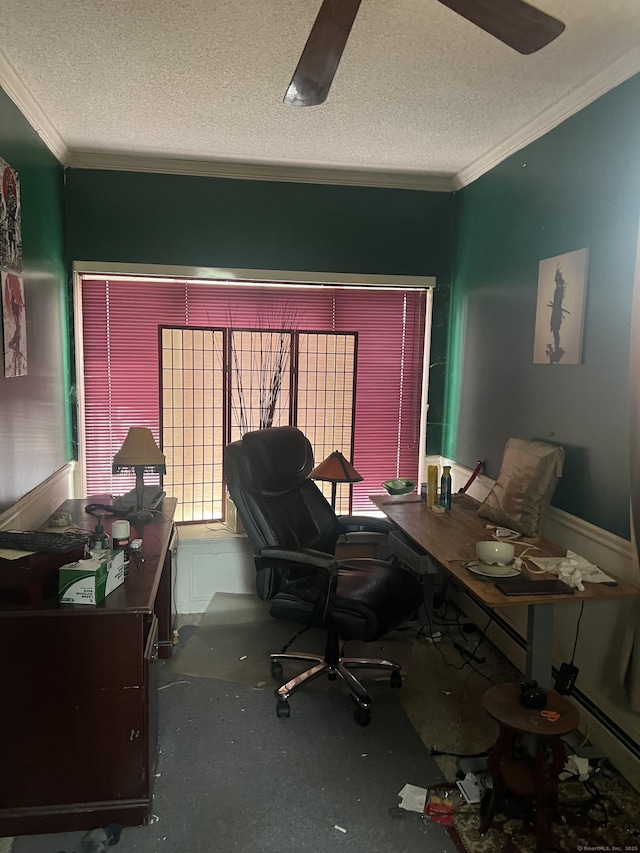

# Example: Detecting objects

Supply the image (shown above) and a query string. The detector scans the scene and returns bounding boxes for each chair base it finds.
[270,633,403,725]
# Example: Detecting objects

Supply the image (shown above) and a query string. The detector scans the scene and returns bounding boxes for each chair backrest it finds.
[225,426,342,599]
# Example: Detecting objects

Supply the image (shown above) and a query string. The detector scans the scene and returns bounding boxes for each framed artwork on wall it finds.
[0,157,22,273]
[533,247,589,365]
[0,156,26,377]
[2,271,27,377]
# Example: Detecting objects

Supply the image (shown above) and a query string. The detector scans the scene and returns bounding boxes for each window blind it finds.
[79,278,427,517]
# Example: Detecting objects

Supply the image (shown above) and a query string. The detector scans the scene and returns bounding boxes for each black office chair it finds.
[225,426,422,725]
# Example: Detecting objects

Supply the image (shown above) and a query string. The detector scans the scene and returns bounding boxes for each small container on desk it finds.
[440,466,452,510]
[427,465,438,508]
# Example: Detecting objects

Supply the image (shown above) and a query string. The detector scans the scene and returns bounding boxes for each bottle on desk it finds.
[111,519,131,551]
[440,466,452,510]
[427,465,438,508]
[90,519,110,551]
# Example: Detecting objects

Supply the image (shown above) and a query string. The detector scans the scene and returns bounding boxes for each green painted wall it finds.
[446,74,640,538]
[64,168,457,454]
[9,70,637,535]
[0,88,70,512]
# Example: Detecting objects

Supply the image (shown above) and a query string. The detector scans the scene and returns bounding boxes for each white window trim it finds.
[72,264,436,501]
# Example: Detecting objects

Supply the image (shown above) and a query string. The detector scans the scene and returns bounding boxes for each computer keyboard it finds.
[0,530,90,554]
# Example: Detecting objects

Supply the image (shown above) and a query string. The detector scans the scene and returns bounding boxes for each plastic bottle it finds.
[91,519,110,550]
[111,519,131,551]
[427,465,438,508]
[440,466,452,510]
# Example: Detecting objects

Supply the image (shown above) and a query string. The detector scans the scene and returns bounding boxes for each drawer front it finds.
[1,614,159,808]
[390,530,435,575]
[5,611,149,688]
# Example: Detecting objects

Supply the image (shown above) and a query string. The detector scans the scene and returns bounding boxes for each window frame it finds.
[72,264,435,518]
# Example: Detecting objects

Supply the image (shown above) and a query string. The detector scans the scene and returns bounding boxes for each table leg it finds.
[526,603,554,688]
[419,573,435,627]
[480,726,516,836]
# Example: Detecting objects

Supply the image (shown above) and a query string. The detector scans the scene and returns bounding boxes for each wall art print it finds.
[0,157,22,272]
[533,248,589,365]
[2,270,27,377]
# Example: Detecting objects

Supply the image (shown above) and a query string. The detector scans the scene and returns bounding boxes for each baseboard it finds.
[0,463,76,530]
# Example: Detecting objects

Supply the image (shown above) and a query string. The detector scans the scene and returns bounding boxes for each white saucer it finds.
[466,560,521,579]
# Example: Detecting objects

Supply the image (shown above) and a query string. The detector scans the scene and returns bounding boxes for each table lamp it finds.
[311,450,363,510]
[112,427,166,523]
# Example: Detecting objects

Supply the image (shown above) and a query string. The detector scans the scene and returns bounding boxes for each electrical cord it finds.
[449,613,494,670]
[579,778,609,824]
[419,612,494,684]
[430,747,488,758]
[571,600,585,663]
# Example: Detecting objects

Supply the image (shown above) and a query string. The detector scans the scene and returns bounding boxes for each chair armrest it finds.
[337,515,394,535]
[259,546,338,572]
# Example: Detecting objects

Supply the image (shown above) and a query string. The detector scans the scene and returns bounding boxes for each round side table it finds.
[480,682,579,853]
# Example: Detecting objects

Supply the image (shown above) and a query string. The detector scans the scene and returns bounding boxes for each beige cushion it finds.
[477,438,564,537]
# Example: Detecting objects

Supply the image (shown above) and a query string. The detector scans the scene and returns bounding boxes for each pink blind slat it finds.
[80,279,426,515]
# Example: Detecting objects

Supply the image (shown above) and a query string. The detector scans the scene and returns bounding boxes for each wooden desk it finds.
[0,497,177,837]
[370,494,639,686]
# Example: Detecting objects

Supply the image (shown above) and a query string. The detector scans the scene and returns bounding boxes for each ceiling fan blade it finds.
[284,0,363,107]
[437,0,565,54]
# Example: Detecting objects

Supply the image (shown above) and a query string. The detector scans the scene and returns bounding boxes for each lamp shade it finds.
[112,427,166,473]
[311,450,362,484]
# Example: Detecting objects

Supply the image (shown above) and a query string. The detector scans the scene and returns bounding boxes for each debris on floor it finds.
[424,794,455,826]
[397,783,428,813]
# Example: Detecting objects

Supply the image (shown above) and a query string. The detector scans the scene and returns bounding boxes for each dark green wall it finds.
[0,88,70,513]
[446,74,640,538]
[65,169,455,276]
[8,71,638,536]
[65,168,457,454]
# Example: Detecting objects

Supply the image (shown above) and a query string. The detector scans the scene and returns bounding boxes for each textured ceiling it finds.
[1,0,639,189]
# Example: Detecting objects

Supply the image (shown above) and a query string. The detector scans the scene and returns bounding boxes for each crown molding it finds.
[0,49,68,164]
[65,149,455,192]
[4,41,637,195]
[1,50,451,191]
[454,48,640,190]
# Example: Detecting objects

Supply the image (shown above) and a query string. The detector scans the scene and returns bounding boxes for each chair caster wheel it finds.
[271,661,284,680]
[276,699,290,718]
[328,672,337,681]
[354,707,371,726]
[390,670,402,688]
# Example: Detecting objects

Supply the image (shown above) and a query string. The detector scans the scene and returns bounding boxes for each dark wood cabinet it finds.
[0,498,176,837]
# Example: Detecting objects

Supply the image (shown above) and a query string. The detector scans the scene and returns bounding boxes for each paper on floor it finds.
[397,783,428,813]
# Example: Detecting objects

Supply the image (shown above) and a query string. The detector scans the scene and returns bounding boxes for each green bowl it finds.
[382,478,417,496]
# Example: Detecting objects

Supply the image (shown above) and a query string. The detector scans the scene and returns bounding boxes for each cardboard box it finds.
[58,549,125,605]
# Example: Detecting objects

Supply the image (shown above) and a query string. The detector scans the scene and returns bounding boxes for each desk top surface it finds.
[370,493,640,608]
[54,496,177,614]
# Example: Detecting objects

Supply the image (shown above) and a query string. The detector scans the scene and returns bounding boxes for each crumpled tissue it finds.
[561,754,590,781]
[528,551,615,590]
